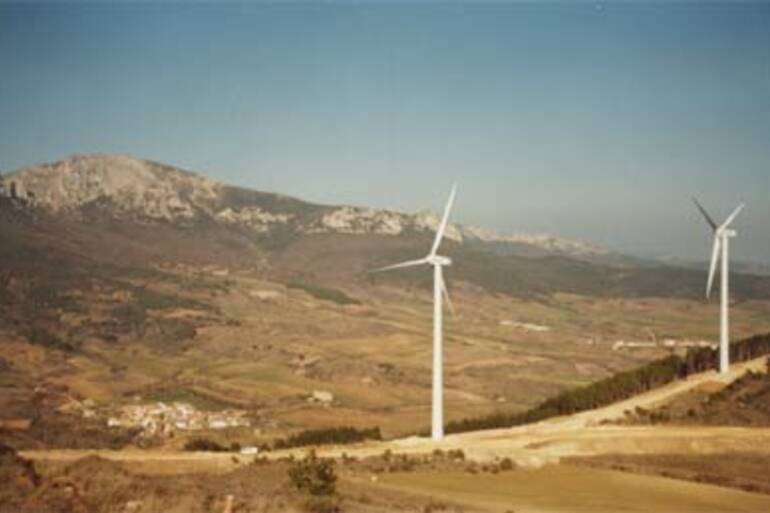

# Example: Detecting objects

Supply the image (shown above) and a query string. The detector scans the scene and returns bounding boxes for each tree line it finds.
[273,426,382,449]
[446,332,770,435]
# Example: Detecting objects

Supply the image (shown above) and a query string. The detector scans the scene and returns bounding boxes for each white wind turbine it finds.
[372,184,457,441]
[693,198,744,374]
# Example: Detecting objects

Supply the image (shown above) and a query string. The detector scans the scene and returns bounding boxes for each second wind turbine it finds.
[372,184,457,441]
[693,198,744,374]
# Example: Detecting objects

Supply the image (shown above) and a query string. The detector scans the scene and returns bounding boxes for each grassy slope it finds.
[625,362,770,427]
[377,466,770,513]
[4,201,770,447]
[567,453,770,496]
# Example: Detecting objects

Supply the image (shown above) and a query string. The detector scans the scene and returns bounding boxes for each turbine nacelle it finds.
[718,228,737,238]
[428,255,452,266]
[692,198,744,300]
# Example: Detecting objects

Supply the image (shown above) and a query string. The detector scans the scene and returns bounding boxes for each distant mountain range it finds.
[655,256,770,277]
[5,153,609,260]
[3,153,770,301]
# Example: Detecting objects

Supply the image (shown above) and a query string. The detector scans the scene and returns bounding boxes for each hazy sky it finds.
[1,2,768,262]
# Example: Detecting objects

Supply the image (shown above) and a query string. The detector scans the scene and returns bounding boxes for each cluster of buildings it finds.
[612,338,717,351]
[107,401,251,437]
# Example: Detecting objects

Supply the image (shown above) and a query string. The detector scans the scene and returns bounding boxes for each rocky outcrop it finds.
[9,154,607,257]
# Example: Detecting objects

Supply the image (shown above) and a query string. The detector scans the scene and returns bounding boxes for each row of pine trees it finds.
[446,332,770,435]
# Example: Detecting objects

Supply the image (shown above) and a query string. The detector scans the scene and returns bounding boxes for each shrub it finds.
[499,457,514,471]
[288,451,337,497]
[447,449,465,461]
[183,438,227,452]
[423,500,450,512]
[135,287,205,311]
[24,327,75,352]
[303,496,340,513]
[274,426,381,449]
[287,281,361,306]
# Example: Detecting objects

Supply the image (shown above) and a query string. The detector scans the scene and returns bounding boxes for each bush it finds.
[288,451,337,497]
[274,426,381,449]
[135,287,205,311]
[302,496,340,513]
[447,449,465,461]
[24,327,75,352]
[183,438,227,452]
[287,281,361,306]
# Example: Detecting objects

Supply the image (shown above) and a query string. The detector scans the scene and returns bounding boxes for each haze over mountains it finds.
[3,153,770,301]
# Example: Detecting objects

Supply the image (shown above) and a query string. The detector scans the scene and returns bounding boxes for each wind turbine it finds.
[693,198,744,374]
[372,184,457,441]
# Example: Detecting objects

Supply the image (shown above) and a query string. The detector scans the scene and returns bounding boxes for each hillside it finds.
[4,154,770,302]
[626,360,770,427]
[3,154,770,452]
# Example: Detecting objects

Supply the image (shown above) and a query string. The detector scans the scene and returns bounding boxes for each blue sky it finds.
[1,2,768,261]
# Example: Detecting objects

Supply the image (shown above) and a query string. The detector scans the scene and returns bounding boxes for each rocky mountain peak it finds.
[10,154,221,220]
[7,154,607,258]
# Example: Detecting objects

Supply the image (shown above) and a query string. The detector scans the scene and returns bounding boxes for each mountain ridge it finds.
[5,153,770,303]
[6,153,607,259]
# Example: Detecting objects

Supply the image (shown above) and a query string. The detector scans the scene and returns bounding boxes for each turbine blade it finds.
[370,258,429,273]
[692,197,717,231]
[706,236,721,299]
[429,183,458,257]
[719,203,744,230]
[440,274,455,317]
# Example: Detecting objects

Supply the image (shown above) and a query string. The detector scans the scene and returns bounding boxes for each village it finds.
[106,401,252,438]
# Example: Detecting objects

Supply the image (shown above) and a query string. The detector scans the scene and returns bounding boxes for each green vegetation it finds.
[288,451,337,496]
[286,281,361,305]
[288,451,339,512]
[28,285,81,311]
[23,326,75,352]
[446,332,770,434]
[4,416,140,450]
[134,287,206,311]
[274,426,381,449]
[183,438,228,452]
[146,387,234,412]
[155,318,197,343]
[631,357,770,427]
[112,303,147,333]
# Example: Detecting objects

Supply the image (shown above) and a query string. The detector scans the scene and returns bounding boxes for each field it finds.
[5,259,770,448]
[568,453,770,496]
[6,262,770,446]
[15,357,770,512]
[376,466,770,513]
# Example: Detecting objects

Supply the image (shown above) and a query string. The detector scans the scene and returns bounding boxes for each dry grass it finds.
[376,465,770,513]
[567,453,770,495]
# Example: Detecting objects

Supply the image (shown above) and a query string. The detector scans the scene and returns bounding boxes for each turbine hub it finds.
[719,228,737,238]
[428,255,452,266]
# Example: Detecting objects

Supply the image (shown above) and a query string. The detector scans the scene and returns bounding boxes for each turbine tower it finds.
[373,183,457,441]
[693,198,744,374]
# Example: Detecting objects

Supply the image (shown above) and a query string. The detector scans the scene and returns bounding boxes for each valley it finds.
[2,155,770,512]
